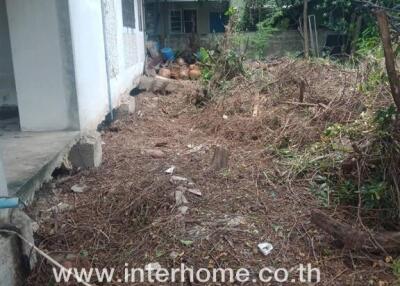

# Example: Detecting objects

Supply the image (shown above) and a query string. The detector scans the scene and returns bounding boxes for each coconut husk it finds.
[189,69,201,80]
[179,68,189,80]
[170,65,181,79]
[176,58,186,66]
[189,64,199,71]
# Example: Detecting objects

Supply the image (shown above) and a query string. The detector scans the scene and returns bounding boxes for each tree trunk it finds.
[303,0,309,59]
[376,10,400,111]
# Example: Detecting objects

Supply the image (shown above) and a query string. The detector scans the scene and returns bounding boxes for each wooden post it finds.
[299,80,305,103]
[376,10,400,111]
[303,0,309,58]
[210,146,229,171]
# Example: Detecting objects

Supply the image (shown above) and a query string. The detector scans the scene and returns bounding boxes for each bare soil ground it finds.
[28,59,396,285]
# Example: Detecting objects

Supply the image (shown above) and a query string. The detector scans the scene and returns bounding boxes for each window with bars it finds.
[183,10,197,33]
[170,9,197,33]
[170,10,182,33]
[122,0,135,29]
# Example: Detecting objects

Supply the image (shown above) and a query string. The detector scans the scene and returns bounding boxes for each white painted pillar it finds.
[68,0,109,130]
[6,0,80,131]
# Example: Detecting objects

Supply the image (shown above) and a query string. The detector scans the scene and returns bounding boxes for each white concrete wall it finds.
[6,0,79,131]
[69,0,145,130]
[68,0,110,131]
[0,0,16,107]
[4,0,144,131]
[109,0,145,107]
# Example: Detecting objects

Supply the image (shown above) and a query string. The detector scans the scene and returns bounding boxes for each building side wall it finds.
[69,0,145,130]
[263,29,335,57]
[145,1,229,48]
[106,0,144,108]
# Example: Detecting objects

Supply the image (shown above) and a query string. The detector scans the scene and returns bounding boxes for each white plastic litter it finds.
[258,242,273,256]
[165,166,176,174]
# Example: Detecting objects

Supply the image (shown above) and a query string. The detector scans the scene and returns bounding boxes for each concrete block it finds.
[69,132,102,169]
[138,76,153,91]
[115,103,130,120]
[10,209,37,270]
[0,234,24,286]
[127,97,136,114]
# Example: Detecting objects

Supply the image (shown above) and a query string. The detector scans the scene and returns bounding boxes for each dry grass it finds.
[27,59,397,285]
[196,58,366,149]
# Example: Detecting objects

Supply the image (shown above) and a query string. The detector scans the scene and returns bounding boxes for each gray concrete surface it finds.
[0,131,79,202]
[10,209,36,269]
[0,234,23,286]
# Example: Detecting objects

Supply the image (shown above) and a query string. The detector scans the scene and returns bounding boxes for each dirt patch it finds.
[27,61,396,285]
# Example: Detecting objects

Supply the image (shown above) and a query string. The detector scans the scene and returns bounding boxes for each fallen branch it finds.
[311,210,400,253]
[283,101,328,109]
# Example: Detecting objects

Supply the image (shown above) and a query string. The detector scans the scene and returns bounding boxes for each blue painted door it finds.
[209,12,228,33]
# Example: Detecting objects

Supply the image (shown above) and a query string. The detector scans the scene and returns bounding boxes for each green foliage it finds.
[273,0,398,56]
[198,47,214,82]
[198,7,246,100]
[251,9,282,58]
[275,89,400,219]
[323,123,345,138]
[360,181,388,208]
[374,105,397,130]
[236,0,284,58]
[393,258,400,281]
[359,67,386,93]
[225,6,238,17]
[310,177,334,207]
[356,26,383,58]
[239,0,278,31]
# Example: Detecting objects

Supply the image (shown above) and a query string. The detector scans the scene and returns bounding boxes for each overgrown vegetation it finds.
[197,7,247,101]
[198,1,400,227]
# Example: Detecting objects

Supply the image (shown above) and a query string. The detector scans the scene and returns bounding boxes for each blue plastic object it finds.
[161,47,175,61]
[0,197,21,209]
